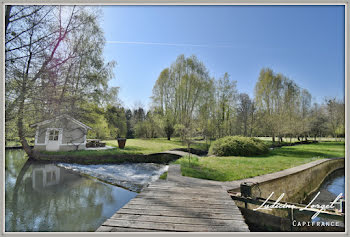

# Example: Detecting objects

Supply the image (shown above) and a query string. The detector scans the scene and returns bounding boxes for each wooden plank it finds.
[144,188,222,193]
[102,219,247,232]
[146,184,221,189]
[146,185,222,191]
[110,213,248,226]
[126,200,239,209]
[124,203,236,211]
[142,188,224,194]
[141,190,226,196]
[147,182,219,186]
[96,168,250,232]
[135,195,234,203]
[121,204,241,214]
[95,226,112,232]
[101,226,167,232]
[138,191,231,200]
[113,209,244,220]
[120,206,242,215]
[103,219,209,232]
[141,188,226,194]
[128,197,236,205]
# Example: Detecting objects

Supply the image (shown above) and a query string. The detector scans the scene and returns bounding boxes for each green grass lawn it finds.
[173,142,345,182]
[104,138,208,155]
[42,138,207,156]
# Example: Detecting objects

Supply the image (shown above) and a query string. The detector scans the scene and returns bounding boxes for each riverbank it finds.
[7,140,344,174]
[21,138,206,164]
[33,151,181,165]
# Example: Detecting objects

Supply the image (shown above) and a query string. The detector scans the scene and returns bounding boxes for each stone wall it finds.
[230,158,344,203]
[230,158,345,231]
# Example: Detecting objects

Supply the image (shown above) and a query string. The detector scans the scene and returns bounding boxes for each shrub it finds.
[209,136,269,156]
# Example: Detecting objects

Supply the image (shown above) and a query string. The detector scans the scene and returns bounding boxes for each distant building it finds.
[30,114,91,151]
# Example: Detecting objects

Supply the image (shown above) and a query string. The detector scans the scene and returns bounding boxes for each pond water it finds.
[302,168,345,226]
[5,150,166,232]
[303,168,345,205]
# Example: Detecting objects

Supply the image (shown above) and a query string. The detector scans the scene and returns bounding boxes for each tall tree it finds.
[125,109,134,138]
[215,73,237,137]
[105,105,127,138]
[255,68,284,143]
[309,103,327,141]
[237,93,253,137]
[282,77,301,143]
[5,6,116,156]
[197,78,215,145]
[152,54,212,141]
[325,98,344,139]
[299,89,312,140]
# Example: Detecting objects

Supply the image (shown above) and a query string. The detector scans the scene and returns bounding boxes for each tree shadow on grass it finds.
[260,149,331,159]
[114,146,145,154]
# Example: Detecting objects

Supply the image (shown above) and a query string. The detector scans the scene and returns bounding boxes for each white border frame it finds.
[1,2,348,237]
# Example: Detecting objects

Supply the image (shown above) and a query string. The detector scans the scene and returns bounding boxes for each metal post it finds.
[288,208,294,231]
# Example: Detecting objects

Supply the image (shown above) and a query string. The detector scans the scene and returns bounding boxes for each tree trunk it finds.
[5,5,12,34]
[17,95,33,157]
[18,50,34,158]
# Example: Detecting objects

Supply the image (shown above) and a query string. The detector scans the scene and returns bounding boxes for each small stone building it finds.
[30,114,91,151]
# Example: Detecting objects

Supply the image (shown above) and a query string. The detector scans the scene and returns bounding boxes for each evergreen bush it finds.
[209,136,269,156]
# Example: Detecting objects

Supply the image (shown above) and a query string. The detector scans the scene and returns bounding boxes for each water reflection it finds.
[302,168,345,227]
[32,164,61,190]
[303,168,345,205]
[5,150,137,232]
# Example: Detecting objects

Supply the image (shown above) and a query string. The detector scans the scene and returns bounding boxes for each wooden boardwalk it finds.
[96,165,249,232]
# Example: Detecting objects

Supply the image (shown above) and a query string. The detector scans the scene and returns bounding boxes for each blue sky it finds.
[100,5,345,109]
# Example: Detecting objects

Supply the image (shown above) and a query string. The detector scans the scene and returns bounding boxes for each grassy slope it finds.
[105,138,208,154]
[105,138,184,154]
[42,138,207,156]
[174,142,345,181]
